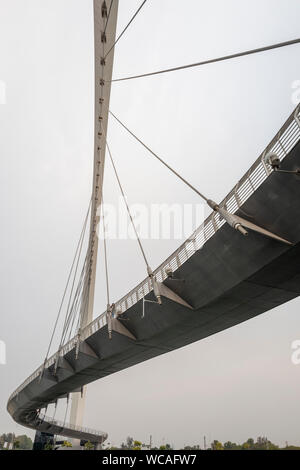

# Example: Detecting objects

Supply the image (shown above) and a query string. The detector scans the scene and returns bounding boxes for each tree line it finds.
[0,433,33,450]
[1,433,300,450]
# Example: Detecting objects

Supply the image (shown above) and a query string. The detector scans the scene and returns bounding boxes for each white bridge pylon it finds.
[70,0,119,434]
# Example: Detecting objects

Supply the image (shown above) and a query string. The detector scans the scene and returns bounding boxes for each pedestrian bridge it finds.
[7,103,300,444]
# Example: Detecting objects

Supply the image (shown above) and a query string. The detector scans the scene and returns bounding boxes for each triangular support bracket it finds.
[111,318,137,341]
[78,341,100,359]
[232,212,293,245]
[107,306,137,340]
[208,201,293,245]
[42,367,59,383]
[157,282,194,310]
[142,277,194,318]
[56,356,75,373]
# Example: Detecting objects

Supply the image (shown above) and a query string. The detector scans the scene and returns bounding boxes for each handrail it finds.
[37,413,107,438]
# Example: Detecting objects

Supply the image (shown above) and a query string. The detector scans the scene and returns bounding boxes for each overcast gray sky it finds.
[1,0,300,449]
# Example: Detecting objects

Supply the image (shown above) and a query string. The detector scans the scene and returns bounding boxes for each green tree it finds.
[13,440,20,450]
[255,436,278,450]
[84,441,95,450]
[241,442,251,450]
[133,440,142,450]
[211,440,224,450]
[44,442,54,451]
[62,441,72,448]
[159,443,172,450]
[16,435,33,450]
[224,441,240,450]
[121,436,134,450]
[247,438,255,448]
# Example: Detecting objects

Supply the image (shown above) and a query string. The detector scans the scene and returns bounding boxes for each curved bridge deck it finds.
[7,105,300,442]
[33,414,107,444]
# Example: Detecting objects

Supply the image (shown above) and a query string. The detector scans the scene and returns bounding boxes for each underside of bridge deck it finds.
[7,138,300,440]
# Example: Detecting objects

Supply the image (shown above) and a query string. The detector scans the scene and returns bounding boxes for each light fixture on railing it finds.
[264,152,300,175]
[263,152,281,169]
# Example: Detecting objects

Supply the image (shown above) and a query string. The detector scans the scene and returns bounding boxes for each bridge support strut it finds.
[208,200,293,245]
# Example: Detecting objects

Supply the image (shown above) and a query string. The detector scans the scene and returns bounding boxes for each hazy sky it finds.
[1,0,300,449]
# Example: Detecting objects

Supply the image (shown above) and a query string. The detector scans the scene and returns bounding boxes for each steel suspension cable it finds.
[58,202,92,348]
[106,141,152,271]
[104,0,148,59]
[61,256,88,345]
[109,111,209,203]
[44,199,92,361]
[66,261,88,342]
[111,37,300,82]
[60,208,90,345]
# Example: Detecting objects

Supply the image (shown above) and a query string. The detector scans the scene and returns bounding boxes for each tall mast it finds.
[70,0,119,432]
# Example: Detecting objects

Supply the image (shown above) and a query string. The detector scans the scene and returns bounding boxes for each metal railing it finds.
[37,413,107,439]
[9,103,300,402]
